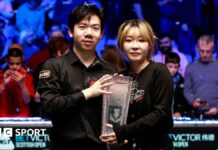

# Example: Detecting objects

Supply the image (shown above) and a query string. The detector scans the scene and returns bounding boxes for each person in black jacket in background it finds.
[165,52,192,118]
[37,4,116,150]
[100,19,173,150]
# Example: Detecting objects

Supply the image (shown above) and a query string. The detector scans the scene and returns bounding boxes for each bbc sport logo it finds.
[0,127,15,150]
[0,127,50,149]
[0,128,13,137]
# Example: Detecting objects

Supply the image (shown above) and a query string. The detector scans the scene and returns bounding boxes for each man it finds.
[0,43,23,69]
[184,34,218,119]
[165,52,192,118]
[0,47,34,117]
[153,33,189,76]
[37,4,116,149]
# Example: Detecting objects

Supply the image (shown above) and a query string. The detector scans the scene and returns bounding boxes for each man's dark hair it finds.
[165,52,180,64]
[7,48,23,59]
[159,33,172,40]
[68,4,104,31]
[48,36,70,58]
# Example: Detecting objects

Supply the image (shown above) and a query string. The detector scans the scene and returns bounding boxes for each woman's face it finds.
[123,27,149,63]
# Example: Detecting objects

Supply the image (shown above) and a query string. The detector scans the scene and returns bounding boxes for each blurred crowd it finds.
[0,0,218,119]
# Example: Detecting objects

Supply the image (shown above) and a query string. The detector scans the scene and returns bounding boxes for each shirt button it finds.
[131,114,135,118]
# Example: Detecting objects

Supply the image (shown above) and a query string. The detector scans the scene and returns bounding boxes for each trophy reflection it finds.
[102,75,133,134]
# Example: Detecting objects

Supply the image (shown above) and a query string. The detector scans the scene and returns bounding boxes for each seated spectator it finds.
[165,52,192,118]
[153,33,189,76]
[101,45,126,72]
[0,47,35,117]
[184,34,218,119]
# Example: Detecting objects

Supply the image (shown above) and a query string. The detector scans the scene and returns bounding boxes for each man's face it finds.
[166,62,179,77]
[198,43,213,62]
[159,37,172,54]
[8,56,22,71]
[69,15,103,52]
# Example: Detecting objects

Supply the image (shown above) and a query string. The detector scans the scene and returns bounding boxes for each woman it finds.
[100,19,174,150]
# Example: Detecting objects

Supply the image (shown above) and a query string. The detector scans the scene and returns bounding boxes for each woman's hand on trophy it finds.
[100,124,118,144]
[100,123,128,145]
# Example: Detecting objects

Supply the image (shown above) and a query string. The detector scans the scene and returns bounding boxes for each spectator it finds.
[165,52,192,118]
[0,47,34,117]
[153,33,189,76]
[101,45,126,72]
[0,43,23,71]
[184,34,218,119]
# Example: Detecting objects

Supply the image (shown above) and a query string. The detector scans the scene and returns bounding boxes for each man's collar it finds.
[67,51,79,64]
[67,51,102,67]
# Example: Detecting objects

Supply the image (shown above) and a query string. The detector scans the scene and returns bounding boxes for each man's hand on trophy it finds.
[82,74,114,100]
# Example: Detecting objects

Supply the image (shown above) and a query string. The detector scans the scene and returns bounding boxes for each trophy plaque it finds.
[101,75,133,134]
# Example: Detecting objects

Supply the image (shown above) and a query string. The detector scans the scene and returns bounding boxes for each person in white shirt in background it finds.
[153,33,189,77]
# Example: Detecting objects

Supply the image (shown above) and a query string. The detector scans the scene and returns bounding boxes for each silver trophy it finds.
[102,75,133,134]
